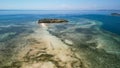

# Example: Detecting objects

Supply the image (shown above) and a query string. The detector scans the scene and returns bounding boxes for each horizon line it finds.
[0,9,120,11]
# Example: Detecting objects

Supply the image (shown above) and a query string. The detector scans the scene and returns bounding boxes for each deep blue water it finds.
[0,10,120,37]
[76,15,120,35]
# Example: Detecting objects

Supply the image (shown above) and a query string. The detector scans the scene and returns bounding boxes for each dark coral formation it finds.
[38,18,68,23]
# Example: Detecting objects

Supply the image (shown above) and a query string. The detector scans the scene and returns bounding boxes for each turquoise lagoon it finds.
[0,10,120,68]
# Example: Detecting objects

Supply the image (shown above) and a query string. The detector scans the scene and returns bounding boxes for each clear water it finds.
[0,10,120,68]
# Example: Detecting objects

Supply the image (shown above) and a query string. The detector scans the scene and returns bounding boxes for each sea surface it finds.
[0,10,120,36]
[0,10,120,68]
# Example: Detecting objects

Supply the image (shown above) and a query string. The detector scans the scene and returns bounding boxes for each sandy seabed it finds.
[0,19,120,68]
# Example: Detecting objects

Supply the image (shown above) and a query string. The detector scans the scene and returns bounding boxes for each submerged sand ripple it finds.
[11,27,83,68]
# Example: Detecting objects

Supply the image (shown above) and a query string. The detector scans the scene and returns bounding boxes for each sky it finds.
[0,0,120,10]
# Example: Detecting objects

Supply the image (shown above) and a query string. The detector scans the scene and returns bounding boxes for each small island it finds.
[38,18,68,23]
[111,13,120,16]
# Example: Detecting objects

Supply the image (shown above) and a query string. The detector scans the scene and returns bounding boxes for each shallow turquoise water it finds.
[0,10,120,68]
